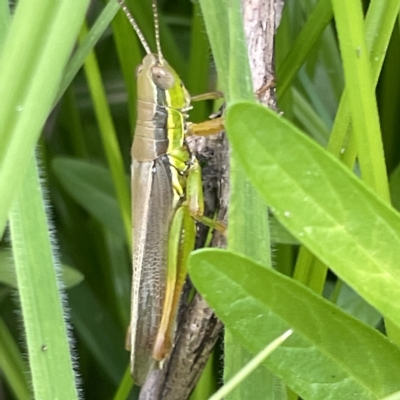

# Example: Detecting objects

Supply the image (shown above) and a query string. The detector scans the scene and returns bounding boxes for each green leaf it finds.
[209,330,292,400]
[0,249,15,288]
[9,156,78,399]
[52,157,125,237]
[382,391,400,400]
[197,0,230,97]
[186,2,212,122]
[226,101,400,329]
[0,248,83,289]
[0,318,30,399]
[199,1,272,397]
[270,217,299,245]
[0,0,90,236]
[0,1,10,54]
[390,163,400,211]
[336,283,381,328]
[80,22,131,249]
[56,0,121,104]
[61,264,85,289]
[331,0,389,200]
[276,0,333,98]
[68,283,128,384]
[189,249,400,399]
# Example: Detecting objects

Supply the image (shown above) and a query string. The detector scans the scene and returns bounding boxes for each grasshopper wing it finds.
[130,156,174,385]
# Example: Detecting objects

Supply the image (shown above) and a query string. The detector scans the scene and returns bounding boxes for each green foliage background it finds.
[1,0,400,399]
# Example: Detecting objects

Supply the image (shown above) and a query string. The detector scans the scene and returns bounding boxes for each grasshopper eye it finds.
[151,66,175,89]
[135,64,143,77]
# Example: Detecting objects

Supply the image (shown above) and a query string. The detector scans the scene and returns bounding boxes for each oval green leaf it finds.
[226,102,400,329]
[189,249,400,399]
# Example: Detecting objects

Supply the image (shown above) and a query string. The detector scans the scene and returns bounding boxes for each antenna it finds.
[152,0,164,63]
[117,0,152,55]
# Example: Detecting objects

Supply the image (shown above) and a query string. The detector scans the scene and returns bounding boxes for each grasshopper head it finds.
[136,53,191,111]
[117,1,190,110]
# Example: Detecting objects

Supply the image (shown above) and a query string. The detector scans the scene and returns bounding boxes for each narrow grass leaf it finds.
[226,0,254,102]
[0,1,10,53]
[293,0,400,323]
[80,22,131,248]
[390,163,400,211]
[190,352,218,400]
[69,283,128,384]
[277,0,333,98]
[0,0,90,235]
[292,88,330,146]
[52,157,125,238]
[198,0,230,96]
[187,2,211,122]
[328,0,400,159]
[200,0,273,397]
[0,318,30,399]
[270,217,299,245]
[112,2,141,128]
[56,0,121,104]
[113,366,134,400]
[209,330,293,400]
[9,156,78,399]
[0,248,83,289]
[104,230,131,327]
[331,0,389,200]
[336,283,381,327]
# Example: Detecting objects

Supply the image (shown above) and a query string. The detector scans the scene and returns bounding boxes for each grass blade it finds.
[56,0,121,104]
[0,317,30,399]
[331,0,389,200]
[9,156,78,399]
[209,330,293,400]
[199,0,273,397]
[277,0,333,98]
[80,22,131,248]
[0,0,90,235]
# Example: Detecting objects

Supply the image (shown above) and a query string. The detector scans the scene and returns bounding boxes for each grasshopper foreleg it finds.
[187,117,225,138]
[186,159,226,233]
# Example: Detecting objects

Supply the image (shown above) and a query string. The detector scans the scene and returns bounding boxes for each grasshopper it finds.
[117,0,224,385]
